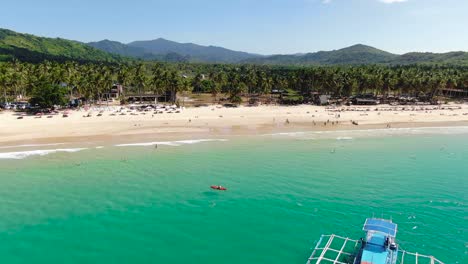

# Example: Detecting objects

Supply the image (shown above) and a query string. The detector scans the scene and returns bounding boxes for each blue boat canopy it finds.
[363,218,397,237]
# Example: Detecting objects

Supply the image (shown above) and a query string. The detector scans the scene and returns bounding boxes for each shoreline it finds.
[1,104,468,150]
[2,123,468,160]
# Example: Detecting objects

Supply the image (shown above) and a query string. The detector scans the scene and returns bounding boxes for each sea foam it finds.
[263,132,307,136]
[336,137,353,140]
[0,143,65,149]
[0,148,88,160]
[115,139,228,147]
[264,126,468,139]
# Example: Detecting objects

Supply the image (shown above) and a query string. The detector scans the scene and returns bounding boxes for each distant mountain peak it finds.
[2,28,466,65]
[338,44,394,54]
[124,38,261,63]
[347,43,374,49]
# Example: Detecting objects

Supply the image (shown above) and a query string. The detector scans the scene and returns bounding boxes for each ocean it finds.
[0,128,466,263]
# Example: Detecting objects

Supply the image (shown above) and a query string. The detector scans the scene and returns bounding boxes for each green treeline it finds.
[1,60,467,105]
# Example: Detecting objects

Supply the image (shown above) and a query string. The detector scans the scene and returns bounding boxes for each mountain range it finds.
[1,28,468,66]
[87,38,261,63]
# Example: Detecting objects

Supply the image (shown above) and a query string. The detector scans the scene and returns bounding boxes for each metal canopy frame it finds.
[398,250,445,264]
[307,234,360,264]
[363,218,398,237]
[306,234,446,264]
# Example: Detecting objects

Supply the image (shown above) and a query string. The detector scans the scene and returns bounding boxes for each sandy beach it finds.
[1,104,468,147]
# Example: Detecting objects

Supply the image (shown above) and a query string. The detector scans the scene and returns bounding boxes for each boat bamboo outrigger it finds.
[306,218,444,264]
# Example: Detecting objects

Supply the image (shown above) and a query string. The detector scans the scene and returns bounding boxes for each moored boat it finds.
[306,218,444,264]
[355,218,398,264]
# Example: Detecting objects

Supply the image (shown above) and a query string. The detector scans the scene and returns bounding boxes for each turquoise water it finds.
[0,131,466,263]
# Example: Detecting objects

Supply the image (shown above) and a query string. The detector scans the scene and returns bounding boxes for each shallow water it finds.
[0,130,466,263]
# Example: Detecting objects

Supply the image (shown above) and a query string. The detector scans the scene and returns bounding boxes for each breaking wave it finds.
[0,148,88,160]
[264,126,468,139]
[115,139,228,147]
[0,143,65,149]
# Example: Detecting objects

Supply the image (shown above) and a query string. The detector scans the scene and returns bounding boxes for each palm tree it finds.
[167,71,182,104]
[150,65,167,104]
[212,71,227,103]
[133,64,148,102]
[192,73,203,94]
[0,63,12,103]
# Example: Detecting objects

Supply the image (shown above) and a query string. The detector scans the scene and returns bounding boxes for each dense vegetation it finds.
[0,29,126,63]
[2,28,467,66]
[1,60,467,107]
[90,38,468,66]
[125,38,260,63]
[29,83,69,108]
[243,45,468,66]
[0,29,466,107]
[242,45,398,65]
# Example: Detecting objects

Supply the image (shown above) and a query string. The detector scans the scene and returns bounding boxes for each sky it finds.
[1,0,467,55]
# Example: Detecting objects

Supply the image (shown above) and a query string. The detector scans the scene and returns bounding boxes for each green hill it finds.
[88,38,262,63]
[242,44,468,66]
[393,51,468,65]
[87,39,191,62]
[0,28,125,63]
[127,38,261,63]
[1,28,467,66]
[242,44,395,65]
[87,39,150,59]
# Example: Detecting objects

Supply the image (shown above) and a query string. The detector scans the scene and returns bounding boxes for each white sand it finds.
[1,104,468,146]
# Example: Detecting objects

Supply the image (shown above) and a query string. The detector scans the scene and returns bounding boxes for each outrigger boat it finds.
[306,218,444,264]
[210,185,227,191]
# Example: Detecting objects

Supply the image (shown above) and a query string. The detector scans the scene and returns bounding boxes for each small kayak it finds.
[211,185,227,191]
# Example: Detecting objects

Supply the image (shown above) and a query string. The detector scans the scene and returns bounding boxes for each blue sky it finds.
[1,0,467,55]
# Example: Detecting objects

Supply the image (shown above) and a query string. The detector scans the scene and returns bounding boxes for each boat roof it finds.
[361,233,391,264]
[363,218,397,237]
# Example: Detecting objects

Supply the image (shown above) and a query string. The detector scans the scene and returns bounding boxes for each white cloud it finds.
[321,0,409,4]
[379,0,408,3]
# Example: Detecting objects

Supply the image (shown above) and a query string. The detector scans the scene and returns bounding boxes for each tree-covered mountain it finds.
[87,39,149,59]
[1,28,467,66]
[394,51,468,65]
[127,38,261,63]
[242,44,468,66]
[87,39,192,62]
[0,28,125,63]
[242,44,398,65]
[88,38,262,63]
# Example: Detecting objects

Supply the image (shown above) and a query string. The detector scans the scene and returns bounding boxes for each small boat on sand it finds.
[211,185,227,191]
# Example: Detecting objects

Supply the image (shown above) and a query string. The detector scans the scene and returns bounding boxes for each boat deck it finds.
[306,234,360,264]
[397,250,444,264]
[306,234,445,264]
[360,232,395,264]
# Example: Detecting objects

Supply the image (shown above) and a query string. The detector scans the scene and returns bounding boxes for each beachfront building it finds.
[126,90,173,103]
[440,87,468,98]
[351,94,379,105]
[103,84,124,100]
